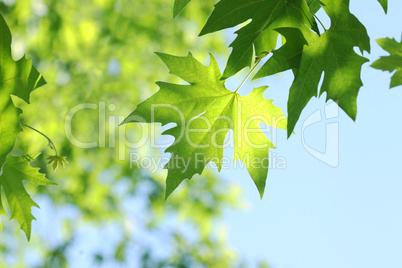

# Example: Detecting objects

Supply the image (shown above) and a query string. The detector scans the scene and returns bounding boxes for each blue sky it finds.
[221,0,402,267]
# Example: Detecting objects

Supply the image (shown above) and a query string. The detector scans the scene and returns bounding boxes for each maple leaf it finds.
[0,155,56,240]
[173,0,191,18]
[254,0,370,137]
[0,14,46,173]
[47,155,68,172]
[199,0,316,79]
[371,37,402,88]
[122,53,287,199]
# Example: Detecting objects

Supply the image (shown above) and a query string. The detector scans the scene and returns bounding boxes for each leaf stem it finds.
[20,122,58,156]
[311,12,327,32]
[234,59,261,94]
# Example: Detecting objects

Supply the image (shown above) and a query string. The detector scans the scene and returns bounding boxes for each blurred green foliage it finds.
[0,0,250,266]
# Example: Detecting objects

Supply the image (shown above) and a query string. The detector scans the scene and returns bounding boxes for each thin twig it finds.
[235,59,262,94]
[311,11,327,32]
[20,122,58,156]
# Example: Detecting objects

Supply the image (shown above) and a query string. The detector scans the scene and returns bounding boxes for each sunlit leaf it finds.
[123,53,287,198]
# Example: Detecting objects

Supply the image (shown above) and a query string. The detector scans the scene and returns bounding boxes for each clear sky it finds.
[221,0,402,267]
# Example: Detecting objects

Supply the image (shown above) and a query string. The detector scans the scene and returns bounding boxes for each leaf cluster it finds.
[0,13,53,239]
[0,1,245,265]
[126,0,398,198]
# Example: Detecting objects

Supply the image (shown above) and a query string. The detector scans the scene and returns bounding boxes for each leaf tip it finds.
[164,186,175,201]
[119,113,137,126]
[287,130,292,139]
[119,117,129,126]
[154,51,164,58]
[198,28,207,37]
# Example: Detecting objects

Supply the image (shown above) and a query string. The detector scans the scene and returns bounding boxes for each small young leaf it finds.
[47,155,68,172]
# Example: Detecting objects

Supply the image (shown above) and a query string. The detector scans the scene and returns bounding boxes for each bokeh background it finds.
[0,0,401,267]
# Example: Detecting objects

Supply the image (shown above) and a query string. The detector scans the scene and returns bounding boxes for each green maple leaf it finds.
[0,14,46,173]
[255,0,370,136]
[0,155,56,240]
[46,155,68,172]
[173,0,191,18]
[371,37,402,88]
[199,0,316,79]
[122,53,287,199]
